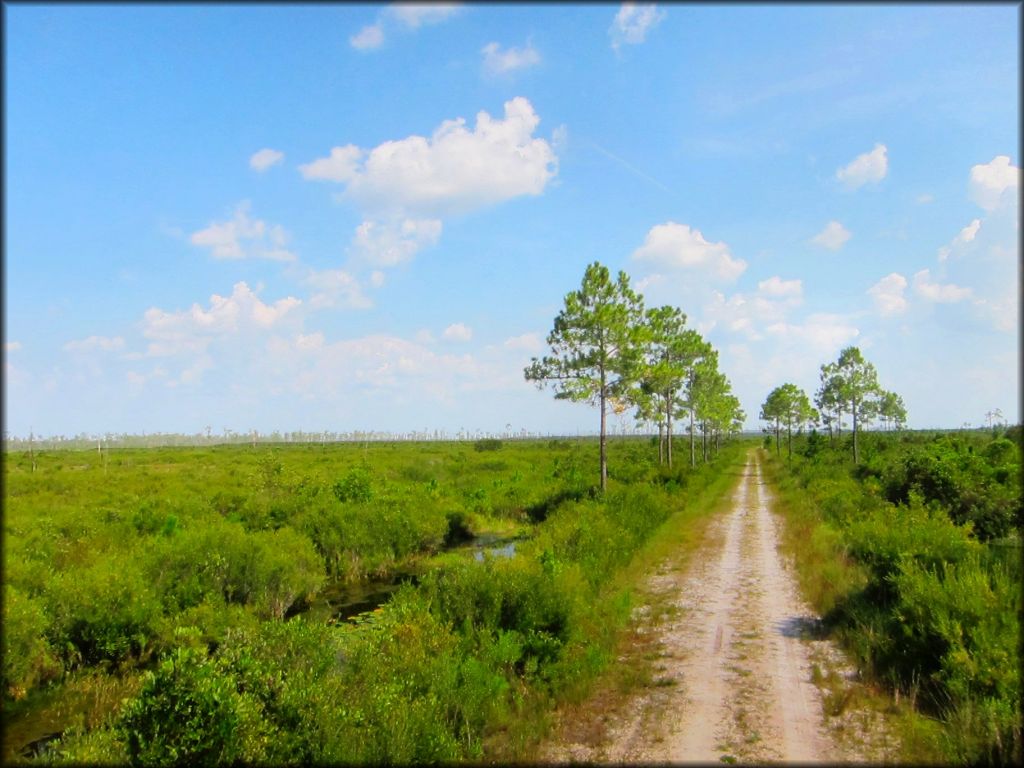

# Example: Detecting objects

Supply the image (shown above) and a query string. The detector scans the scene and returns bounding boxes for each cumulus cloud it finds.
[610,3,666,51]
[350,23,384,50]
[300,97,557,218]
[63,335,125,353]
[503,333,544,353]
[442,323,473,342]
[867,272,908,316]
[937,218,981,262]
[386,3,461,28]
[482,41,541,76]
[350,4,460,51]
[261,330,512,405]
[811,220,852,250]
[351,218,442,266]
[249,148,284,172]
[190,201,296,261]
[757,276,802,298]
[836,143,888,189]
[764,313,860,353]
[969,155,1019,211]
[631,222,747,282]
[142,282,301,358]
[702,277,803,339]
[303,269,373,310]
[913,269,973,303]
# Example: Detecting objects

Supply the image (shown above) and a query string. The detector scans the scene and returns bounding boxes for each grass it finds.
[516,445,748,760]
[761,444,1011,765]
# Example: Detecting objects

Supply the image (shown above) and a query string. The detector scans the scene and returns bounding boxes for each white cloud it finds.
[190,201,296,261]
[702,278,803,339]
[369,270,386,288]
[249,148,284,172]
[261,331,513,406]
[386,3,461,29]
[610,3,666,51]
[867,272,908,316]
[912,269,972,303]
[551,124,569,153]
[142,282,301,358]
[5,341,22,352]
[631,222,747,282]
[969,155,1019,211]
[298,145,364,183]
[811,220,852,250]
[351,217,442,266]
[836,143,888,189]
[350,23,384,50]
[503,333,544,353]
[481,41,541,76]
[442,323,473,342]
[757,276,802,298]
[303,269,373,310]
[916,193,934,204]
[764,313,860,353]
[301,97,557,219]
[414,329,436,344]
[351,4,459,50]
[63,335,125,353]
[937,218,981,262]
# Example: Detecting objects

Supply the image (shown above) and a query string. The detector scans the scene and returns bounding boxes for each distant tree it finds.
[525,262,645,491]
[878,391,908,432]
[760,385,788,457]
[761,383,816,459]
[827,346,883,463]
[691,352,730,463]
[815,362,845,444]
[636,307,707,468]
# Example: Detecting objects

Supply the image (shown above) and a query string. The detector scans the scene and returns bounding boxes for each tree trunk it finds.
[657,421,664,464]
[702,422,708,462]
[599,381,608,492]
[787,422,792,459]
[666,390,673,469]
[775,418,781,456]
[852,397,859,464]
[690,408,696,468]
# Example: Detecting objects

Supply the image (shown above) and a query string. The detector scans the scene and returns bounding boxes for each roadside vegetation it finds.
[762,421,1021,765]
[3,434,746,764]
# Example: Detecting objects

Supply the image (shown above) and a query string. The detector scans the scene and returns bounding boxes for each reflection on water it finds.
[293,533,523,624]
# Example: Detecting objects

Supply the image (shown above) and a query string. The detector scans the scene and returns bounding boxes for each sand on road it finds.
[540,450,896,764]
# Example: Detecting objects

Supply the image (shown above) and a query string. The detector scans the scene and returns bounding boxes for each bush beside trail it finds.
[765,429,1021,766]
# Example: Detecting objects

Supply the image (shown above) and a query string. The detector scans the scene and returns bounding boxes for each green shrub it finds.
[3,584,61,696]
[118,647,267,765]
[332,467,374,503]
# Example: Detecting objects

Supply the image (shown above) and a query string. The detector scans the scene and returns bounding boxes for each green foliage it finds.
[765,430,1022,765]
[5,438,747,764]
[332,466,374,503]
[3,585,60,696]
[48,559,161,667]
[118,646,265,765]
[473,438,503,452]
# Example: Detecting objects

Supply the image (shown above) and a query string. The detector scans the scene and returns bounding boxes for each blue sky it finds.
[4,3,1019,437]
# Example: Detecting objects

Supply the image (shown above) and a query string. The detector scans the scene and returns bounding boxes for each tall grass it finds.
[763,430,1021,766]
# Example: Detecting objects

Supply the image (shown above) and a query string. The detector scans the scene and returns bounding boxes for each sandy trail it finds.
[541,451,894,764]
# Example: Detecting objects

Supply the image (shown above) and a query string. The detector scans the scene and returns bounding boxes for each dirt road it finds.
[541,451,895,764]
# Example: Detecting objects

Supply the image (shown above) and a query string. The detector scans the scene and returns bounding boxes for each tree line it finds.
[761,346,907,462]
[525,262,744,489]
